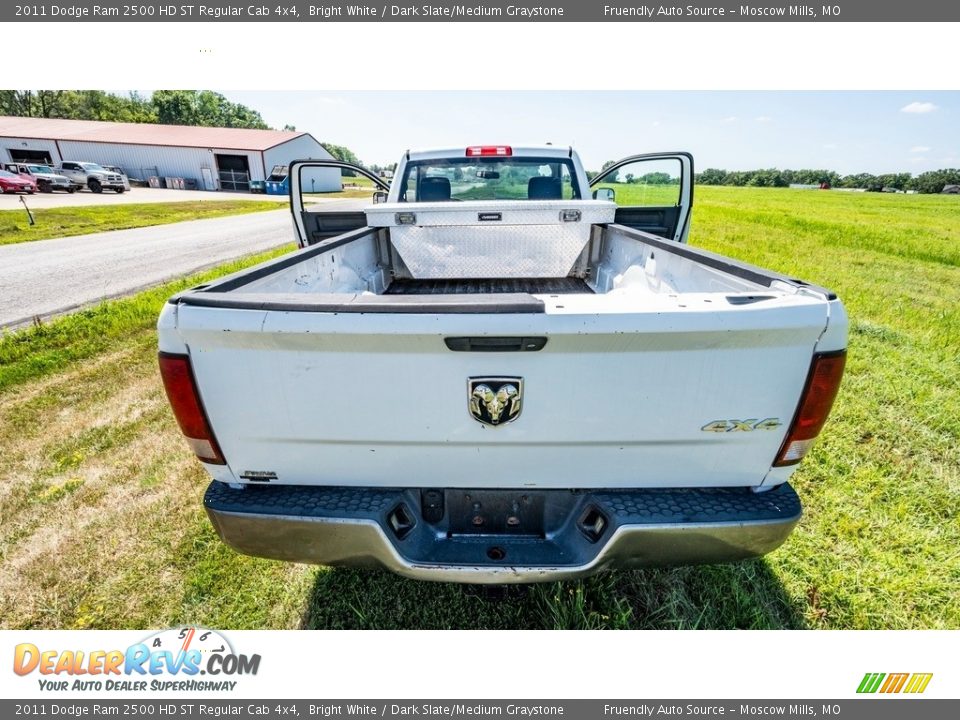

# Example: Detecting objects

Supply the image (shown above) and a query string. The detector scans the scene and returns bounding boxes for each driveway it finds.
[0,199,366,330]
[0,187,295,210]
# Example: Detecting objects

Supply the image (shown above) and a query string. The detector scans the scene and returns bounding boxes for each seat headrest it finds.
[419,176,451,201]
[528,176,562,200]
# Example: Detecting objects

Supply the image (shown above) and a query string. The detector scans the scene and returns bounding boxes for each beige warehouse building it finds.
[0,116,339,192]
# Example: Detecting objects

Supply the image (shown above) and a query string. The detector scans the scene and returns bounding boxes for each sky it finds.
[220,91,958,174]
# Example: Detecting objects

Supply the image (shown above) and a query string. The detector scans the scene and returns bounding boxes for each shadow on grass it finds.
[300,560,809,630]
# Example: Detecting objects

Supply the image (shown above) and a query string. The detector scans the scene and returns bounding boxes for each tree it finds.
[151,90,267,128]
[1,89,268,129]
[697,168,726,185]
[321,143,362,166]
[321,143,362,177]
[640,171,674,185]
[0,90,156,122]
[909,169,960,194]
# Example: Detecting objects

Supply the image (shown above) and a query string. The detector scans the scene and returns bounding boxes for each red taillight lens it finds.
[466,146,513,157]
[774,350,846,466]
[158,352,225,465]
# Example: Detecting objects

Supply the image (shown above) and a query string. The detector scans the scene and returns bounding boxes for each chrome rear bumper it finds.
[205,482,801,584]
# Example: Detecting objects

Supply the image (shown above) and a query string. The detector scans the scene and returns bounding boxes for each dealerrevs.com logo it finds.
[13,627,260,692]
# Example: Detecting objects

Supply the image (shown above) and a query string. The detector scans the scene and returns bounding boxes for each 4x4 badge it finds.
[468,377,523,427]
[701,418,782,432]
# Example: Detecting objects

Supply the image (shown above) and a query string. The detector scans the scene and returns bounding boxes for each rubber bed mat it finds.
[384,277,593,295]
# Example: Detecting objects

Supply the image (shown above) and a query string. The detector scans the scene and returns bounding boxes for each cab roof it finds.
[405,146,575,161]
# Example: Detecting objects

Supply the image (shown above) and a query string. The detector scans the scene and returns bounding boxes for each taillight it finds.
[774,350,846,466]
[466,146,512,157]
[158,352,225,465]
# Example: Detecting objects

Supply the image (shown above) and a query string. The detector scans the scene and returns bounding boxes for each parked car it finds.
[56,161,126,193]
[0,168,37,194]
[101,165,131,192]
[159,145,848,584]
[3,162,74,193]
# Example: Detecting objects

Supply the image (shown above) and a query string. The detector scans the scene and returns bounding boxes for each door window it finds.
[594,158,682,207]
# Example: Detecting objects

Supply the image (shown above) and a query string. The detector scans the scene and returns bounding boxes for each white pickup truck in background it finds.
[158,145,847,584]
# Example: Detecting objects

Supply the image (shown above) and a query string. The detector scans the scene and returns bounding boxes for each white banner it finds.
[3,630,955,699]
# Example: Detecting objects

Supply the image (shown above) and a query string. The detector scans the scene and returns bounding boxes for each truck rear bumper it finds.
[204,482,801,584]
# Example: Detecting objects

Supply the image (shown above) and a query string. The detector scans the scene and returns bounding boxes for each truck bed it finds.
[188,216,824,305]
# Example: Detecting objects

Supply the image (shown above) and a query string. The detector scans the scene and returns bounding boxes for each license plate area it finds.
[441,490,546,538]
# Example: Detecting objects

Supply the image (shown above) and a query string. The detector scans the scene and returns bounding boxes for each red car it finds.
[0,169,37,194]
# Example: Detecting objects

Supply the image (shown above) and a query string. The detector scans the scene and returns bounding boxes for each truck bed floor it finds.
[384,277,593,295]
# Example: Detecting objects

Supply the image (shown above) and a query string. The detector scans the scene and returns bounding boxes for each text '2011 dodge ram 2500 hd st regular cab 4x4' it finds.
[158,146,847,584]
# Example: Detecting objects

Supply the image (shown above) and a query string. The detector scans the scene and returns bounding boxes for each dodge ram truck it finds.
[157,145,847,584]
[57,161,126,193]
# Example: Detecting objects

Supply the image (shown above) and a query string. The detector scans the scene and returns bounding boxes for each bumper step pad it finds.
[204,482,801,583]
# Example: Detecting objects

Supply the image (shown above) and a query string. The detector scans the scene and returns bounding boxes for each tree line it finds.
[0,90,270,129]
[694,167,960,194]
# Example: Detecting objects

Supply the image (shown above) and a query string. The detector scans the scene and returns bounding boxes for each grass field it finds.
[0,186,957,629]
[303,172,383,200]
[0,200,282,246]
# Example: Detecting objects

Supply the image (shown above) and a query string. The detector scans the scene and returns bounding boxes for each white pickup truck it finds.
[158,145,847,584]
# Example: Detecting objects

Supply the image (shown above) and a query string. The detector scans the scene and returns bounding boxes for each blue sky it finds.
[222,91,958,174]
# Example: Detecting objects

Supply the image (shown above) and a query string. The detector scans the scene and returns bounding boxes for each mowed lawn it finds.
[0,187,957,629]
[0,200,282,246]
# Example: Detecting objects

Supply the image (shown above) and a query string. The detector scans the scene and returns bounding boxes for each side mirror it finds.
[593,187,615,202]
[372,190,389,204]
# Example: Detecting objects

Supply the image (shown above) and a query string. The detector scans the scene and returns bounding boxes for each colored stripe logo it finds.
[857,672,933,694]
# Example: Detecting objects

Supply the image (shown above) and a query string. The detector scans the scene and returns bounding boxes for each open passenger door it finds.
[589,152,693,243]
[290,159,390,247]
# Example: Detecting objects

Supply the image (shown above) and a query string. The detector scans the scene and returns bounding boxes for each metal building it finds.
[0,116,340,192]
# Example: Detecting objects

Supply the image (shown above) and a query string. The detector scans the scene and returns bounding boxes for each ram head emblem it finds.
[468,377,523,427]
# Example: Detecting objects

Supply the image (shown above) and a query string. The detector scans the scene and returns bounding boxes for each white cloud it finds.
[823,143,838,150]
[651,121,660,127]
[900,102,938,114]
[755,116,772,123]
[721,116,737,123]
[910,146,931,153]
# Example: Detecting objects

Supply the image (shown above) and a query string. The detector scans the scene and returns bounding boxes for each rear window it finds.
[400,156,580,202]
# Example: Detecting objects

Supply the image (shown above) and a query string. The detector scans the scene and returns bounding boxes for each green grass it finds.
[0,200,283,246]
[0,186,957,630]
[302,172,383,200]
[593,181,681,206]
